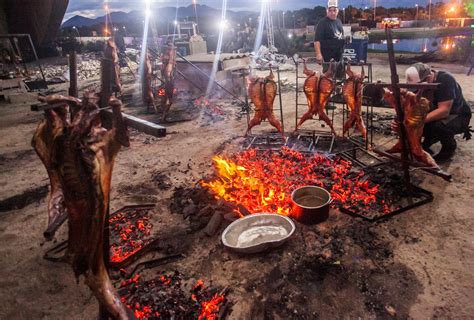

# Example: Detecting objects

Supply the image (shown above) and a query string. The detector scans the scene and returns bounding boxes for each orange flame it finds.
[158,88,166,97]
[201,148,389,217]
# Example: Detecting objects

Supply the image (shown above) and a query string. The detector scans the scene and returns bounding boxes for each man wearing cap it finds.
[314,0,344,74]
[405,63,472,162]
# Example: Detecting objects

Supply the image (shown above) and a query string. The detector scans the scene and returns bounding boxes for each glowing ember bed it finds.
[109,204,160,268]
[201,147,433,221]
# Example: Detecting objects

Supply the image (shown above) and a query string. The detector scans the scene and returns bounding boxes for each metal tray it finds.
[221,213,296,254]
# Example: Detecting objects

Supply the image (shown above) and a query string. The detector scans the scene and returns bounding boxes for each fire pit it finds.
[201,147,432,221]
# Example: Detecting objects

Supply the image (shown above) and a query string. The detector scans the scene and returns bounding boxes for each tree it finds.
[462,0,473,17]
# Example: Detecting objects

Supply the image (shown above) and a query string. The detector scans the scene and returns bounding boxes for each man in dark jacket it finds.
[314,0,344,76]
[405,63,472,162]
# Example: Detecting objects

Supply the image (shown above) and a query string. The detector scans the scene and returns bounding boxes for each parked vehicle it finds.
[382,18,401,28]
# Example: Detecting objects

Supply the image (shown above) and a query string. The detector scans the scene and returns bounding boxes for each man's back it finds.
[433,71,470,116]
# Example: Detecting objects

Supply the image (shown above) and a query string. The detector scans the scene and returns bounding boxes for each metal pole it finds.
[374,0,376,20]
[295,59,298,129]
[276,67,284,133]
[68,51,78,97]
[26,34,46,82]
[429,0,432,24]
[193,0,200,34]
[244,69,250,127]
[385,27,411,189]
[11,37,28,74]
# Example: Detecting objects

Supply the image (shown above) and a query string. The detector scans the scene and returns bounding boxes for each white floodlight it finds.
[219,20,228,30]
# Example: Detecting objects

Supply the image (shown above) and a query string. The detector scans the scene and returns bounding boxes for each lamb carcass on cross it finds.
[342,63,367,139]
[383,88,438,168]
[296,59,336,135]
[104,39,122,95]
[246,67,284,136]
[33,93,132,319]
[32,95,82,240]
[142,50,157,113]
[159,44,176,120]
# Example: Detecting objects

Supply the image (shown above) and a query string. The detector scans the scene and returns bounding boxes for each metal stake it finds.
[385,27,411,190]
[276,66,285,133]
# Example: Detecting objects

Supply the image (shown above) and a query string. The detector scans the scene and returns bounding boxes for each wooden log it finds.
[203,211,223,237]
[100,109,166,137]
[100,58,113,108]
[31,103,167,138]
[68,51,78,97]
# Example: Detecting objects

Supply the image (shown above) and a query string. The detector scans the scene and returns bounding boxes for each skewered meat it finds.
[33,93,131,318]
[63,93,130,319]
[32,101,68,240]
[142,50,157,113]
[296,60,336,135]
[246,67,284,136]
[160,44,176,120]
[104,39,122,95]
[342,63,367,139]
[32,95,82,240]
[383,89,438,168]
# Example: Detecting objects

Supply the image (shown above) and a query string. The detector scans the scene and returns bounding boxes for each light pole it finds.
[415,4,419,20]
[428,0,432,23]
[192,0,199,34]
[72,26,80,37]
[342,7,346,24]
[374,0,376,21]
[282,11,285,29]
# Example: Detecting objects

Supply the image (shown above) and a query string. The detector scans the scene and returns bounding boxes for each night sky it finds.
[65,0,448,20]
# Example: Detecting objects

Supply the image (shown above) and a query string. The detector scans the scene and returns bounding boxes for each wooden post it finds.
[385,27,411,190]
[68,51,78,97]
[101,58,113,108]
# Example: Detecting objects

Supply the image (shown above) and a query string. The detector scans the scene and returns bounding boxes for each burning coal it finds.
[119,272,226,320]
[201,147,390,218]
[110,208,154,265]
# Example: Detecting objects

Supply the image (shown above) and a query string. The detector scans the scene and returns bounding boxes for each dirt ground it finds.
[0,53,473,319]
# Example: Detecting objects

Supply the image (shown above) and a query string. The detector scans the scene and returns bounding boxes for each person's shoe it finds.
[433,140,456,163]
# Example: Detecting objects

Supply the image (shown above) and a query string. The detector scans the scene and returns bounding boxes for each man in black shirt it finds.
[405,63,472,162]
[314,0,344,75]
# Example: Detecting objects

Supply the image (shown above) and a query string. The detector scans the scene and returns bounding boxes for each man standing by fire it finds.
[405,63,472,162]
[314,0,345,77]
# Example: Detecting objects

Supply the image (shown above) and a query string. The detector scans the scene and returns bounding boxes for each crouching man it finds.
[405,63,472,162]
